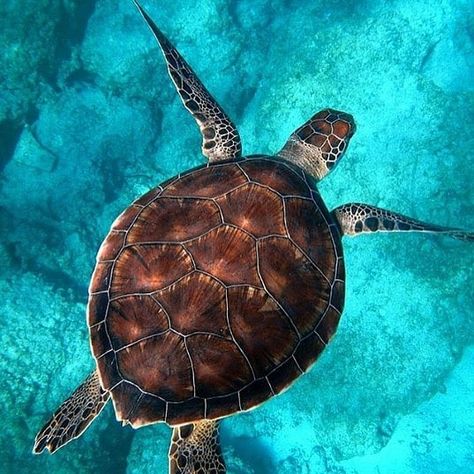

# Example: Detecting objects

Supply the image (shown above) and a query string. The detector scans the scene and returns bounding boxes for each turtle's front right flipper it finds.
[33,370,110,454]
[332,203,474,241]
[134,1,241,163]
[169,420,226,474]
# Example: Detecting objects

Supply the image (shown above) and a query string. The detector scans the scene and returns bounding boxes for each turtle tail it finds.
[33,370,110,454]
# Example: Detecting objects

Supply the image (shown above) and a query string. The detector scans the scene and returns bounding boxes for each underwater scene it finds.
[1,0,473,472]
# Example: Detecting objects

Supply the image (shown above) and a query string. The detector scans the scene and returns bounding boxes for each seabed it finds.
[0,0,473,472]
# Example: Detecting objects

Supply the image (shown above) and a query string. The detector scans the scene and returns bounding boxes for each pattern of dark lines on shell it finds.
[87,156,345,427]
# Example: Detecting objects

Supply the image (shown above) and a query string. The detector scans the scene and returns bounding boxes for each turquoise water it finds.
[1,0,473,472]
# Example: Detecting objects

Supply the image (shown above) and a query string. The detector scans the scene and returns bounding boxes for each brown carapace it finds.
[88,157,344,427]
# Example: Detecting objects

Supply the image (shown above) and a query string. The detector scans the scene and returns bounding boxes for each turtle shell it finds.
[87,156,345,428]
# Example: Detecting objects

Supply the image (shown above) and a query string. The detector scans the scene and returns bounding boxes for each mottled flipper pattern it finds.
[279,109,355,180]
[169,420,226,474]
[33,371,110,454]
[333,203,474,241]
[134,1,241,162]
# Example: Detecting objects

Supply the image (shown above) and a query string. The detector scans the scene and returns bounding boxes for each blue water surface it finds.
[1,0,473,473]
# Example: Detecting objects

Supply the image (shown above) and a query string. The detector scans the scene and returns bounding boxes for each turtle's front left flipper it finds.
[33,370,110,454]
[169,420,226,474]
[332,203,474,241]
[134,0,241,163]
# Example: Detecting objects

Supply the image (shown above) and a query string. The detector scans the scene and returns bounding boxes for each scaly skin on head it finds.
[278,108,356,180]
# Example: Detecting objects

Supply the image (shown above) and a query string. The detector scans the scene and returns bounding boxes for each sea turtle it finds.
[33,2,473,473]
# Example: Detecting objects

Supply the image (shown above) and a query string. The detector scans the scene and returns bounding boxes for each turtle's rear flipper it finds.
[169,420,226,474]
[332,203,474,241]
[33,370,110,454]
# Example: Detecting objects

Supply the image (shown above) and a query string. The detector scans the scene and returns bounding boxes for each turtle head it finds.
[278,108,356,181]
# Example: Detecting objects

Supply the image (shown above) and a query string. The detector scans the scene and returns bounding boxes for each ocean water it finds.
[1,0,473,473]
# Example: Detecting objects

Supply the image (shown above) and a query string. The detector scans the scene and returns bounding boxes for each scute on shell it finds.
[87,157,344,427]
